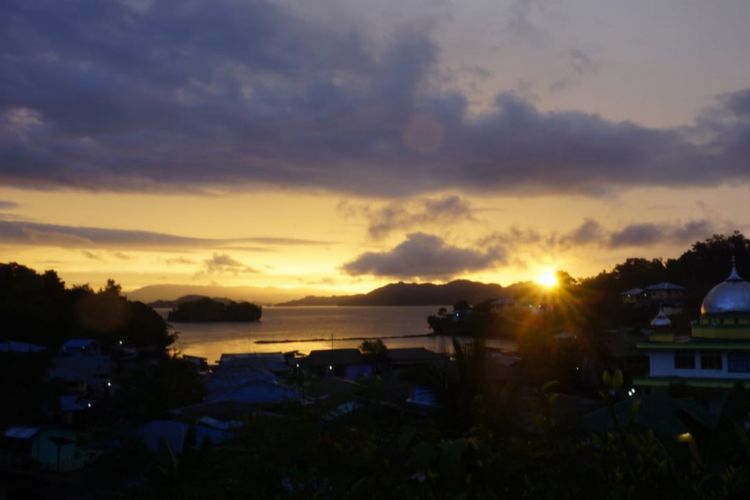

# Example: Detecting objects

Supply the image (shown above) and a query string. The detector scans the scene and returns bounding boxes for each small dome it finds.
[701,262,750,315]
[650,308,672,328]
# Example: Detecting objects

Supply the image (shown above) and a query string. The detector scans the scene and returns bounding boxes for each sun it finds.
[534,270,558,289]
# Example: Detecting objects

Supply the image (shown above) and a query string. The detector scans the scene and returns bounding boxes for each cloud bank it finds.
[341,195,475,239]
[342,218,721,279]
[201,253,258,275]
[342,232,505,279]
[481,218,722,253]
[0,0,749,197]
[0,219,329,250]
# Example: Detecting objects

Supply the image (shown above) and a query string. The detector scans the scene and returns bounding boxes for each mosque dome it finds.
[701,261,750,315]
[650,308,672,328]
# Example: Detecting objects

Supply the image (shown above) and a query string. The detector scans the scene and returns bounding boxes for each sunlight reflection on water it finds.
[163,306,516,363]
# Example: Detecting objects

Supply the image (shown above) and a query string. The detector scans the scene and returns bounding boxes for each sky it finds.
[2,0,750,295]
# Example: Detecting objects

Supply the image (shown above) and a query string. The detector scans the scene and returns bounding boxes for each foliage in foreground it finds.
[118,400,750,500]
[120,367,750,500]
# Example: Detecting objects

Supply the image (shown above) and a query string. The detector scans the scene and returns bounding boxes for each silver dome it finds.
[701,263,750,314]
[650,308,672,327]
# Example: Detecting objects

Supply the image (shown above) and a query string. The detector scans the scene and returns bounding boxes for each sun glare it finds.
[535,270,558,289]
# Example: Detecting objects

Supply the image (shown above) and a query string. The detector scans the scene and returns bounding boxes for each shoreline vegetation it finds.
[167,297,262,323]
[254,333,432,344]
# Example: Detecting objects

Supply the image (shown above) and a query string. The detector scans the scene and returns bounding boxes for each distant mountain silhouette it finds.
[276,295,351,306]
[130,280,512,307]
[278,280,507,306]
[126,284,321,305]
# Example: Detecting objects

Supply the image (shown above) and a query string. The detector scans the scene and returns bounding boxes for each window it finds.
[674,351,695,369]
[728,352,750,373]
[700,352,722,370]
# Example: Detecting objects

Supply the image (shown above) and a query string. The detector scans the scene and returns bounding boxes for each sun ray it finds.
[534,269,558,289]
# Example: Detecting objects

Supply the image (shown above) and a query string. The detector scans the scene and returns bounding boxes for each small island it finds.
[167,297,262,322]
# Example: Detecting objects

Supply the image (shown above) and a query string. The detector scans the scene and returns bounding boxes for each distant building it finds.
[635,261,750,390]
[385,348,448,369]
[645,282,686,302]
[489,297,515,313]
[620,288,645,305]
[621,282,686,314]
[645,282,686,314]
[49,338,114,396]
[303,349,373,379]
[61,338,101,356]
[218,352,290,374]
[1,427,82,471]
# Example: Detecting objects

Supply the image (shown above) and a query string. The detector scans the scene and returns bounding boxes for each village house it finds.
[1,426,83,472]
[48,339,114,397]
[303,349,373,379]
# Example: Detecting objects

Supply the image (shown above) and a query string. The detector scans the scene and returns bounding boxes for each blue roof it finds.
[63,339,98,349]
[212,381,299,404]
[60,395,89,412]
[4,426,41,439]
[0,340,45,353]
[646,282,685,291]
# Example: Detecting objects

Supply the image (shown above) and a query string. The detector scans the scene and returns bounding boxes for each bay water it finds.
[165,305,516,364]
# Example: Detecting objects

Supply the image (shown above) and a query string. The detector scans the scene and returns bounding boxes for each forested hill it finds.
[0,263,172,349]
[167,297,262,322]
[277,280,507,306]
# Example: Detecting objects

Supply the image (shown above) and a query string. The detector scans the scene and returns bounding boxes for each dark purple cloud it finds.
[562,218,604,245]
[201,253,257,275]
[0,0,749,196]
[721,88,750,118]
[549,48,599,93]
[479,218,719,251]
[341,195,475,239]
[342,232,506,279]
[0,219,330,250]
[608,220,717,248]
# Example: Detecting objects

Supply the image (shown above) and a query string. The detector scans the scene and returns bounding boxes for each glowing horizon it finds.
[2,1,750,298]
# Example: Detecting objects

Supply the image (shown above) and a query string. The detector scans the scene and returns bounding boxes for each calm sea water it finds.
[163,306,515,363]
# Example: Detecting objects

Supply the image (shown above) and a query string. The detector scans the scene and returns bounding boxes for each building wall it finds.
[345,364,373,379]
[33,429,78,471]
[648,350,750,379]
[692,325,750,340]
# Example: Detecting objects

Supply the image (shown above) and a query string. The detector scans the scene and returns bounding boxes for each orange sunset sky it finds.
[2,0,750,297]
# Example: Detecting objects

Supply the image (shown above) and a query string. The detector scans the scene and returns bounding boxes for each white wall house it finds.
[646,349,750,380]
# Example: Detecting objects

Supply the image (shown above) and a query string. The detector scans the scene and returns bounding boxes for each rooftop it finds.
[4,426,41,439]
[386,348,447,364]
[305,349,365,367]
[646,282,685,291]
[0,340,45,353]
[62,339,98,349]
